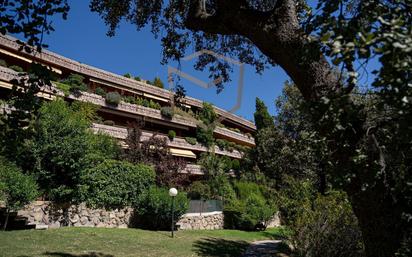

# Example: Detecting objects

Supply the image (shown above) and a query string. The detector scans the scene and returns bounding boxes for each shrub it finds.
[232,159,240,170]
[0,59,7,67]
[103,120,115,126]
[80,160,155,209]
[61,74,88,94]
[9,65,24,72]
[224,193,276,231]
[188,181,211,200]
[168,130,176,140]
[216,139,228,150]
[148,100,161,110]
[0,157,38,229]
[291,191,364,257]
[133,186,188,230]
[54,81,71,96]
[105,91,121,106]
[160,106,174,119]
[199,102,217,125]
[94,87,106,97]
[152,77,164,88]
[134,76,141,81]
[122,95,136,104]
[196,125,214,147]
[185,137,197,145]
[276,176,315,226]
[123,73,132,78]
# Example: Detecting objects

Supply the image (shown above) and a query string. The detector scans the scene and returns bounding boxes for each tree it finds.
[254,98,274,131]
[152,77,164,88]
[87,2,411,255]
[0,157,38,230]
[24,100,120,202]
[124,125,189,187]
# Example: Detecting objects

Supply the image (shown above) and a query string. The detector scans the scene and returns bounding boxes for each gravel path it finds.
[243,240,285,257]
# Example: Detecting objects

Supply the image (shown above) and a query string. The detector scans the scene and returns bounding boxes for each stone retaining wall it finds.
[18,201,133,228]
[177,211,224,230]
[17,201,280,230]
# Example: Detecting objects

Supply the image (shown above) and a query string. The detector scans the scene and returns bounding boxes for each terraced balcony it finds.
[0,64,255,147]
[91,123,243,159]
[0,35,256,131]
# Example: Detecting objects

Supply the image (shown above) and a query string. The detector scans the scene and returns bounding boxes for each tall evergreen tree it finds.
[253,98,274,131]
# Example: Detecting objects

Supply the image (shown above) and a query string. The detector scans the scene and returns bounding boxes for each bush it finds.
[80,160,155,209]
[94,87,106,97]
[61,74,88,94]
[160,106,174,119]
[168,130,176,140]
[122,95,136,104]
[105,91,121,106]
[133,186,188,230]
[0,59,7,67]
[185,137,197,145]
[291,191,364,257]
[276,176,315,226]
[216,139,228,150]
[54,81,71,96]
[9,65,24,72]
[103,120,115,126]
[224,193,276,231]
[0,157,38,211]
[134,76,141,81]
[188,181,211,200]
[123,73,132,78]
[0,157,38,229]
[152,77,164,88]
[196,125,214,147]
[199,102,217,125]
[232,159,240,170]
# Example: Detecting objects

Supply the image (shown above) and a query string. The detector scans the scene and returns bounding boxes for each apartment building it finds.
[0,35,255,176]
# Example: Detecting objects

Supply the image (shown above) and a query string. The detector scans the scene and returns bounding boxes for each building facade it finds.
[0,35,255,176]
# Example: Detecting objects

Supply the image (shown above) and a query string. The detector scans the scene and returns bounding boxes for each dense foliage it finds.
[224,181,276,231]
[23,100,120,202]
[132,187,188,230]
[292,191,364,257]
[124,125,188,187]
[0,157,38,212]
[160,106,174,119]
[79,160,155,209]
[105,91,121,106]
[60,74,88,94]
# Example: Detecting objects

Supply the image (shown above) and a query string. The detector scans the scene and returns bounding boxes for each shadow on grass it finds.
[193,237,250,257]
[42,252,114,257]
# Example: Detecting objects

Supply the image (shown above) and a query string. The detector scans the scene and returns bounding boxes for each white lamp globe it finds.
[169,188,178,197]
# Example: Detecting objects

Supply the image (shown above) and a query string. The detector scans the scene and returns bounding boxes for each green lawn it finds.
[0,227,289,257]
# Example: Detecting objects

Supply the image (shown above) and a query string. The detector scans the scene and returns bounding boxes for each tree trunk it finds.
[3,208,9,231]
[349,181,403,257]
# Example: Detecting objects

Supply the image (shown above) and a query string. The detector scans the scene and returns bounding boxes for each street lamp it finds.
[169,187,178,238]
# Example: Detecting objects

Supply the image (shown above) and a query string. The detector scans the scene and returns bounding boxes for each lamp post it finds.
[169,187,178,238]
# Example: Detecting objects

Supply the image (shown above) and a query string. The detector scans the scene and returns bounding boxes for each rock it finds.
[49,221,60,229]
[92,216,100,225]
[96,222,106,228]
[34,212,43,222]
[80,216,89,225]
[70,214,79,224]
[118,224,128,229]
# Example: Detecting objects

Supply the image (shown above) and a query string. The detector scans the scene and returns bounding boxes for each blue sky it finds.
[32,1,289,121]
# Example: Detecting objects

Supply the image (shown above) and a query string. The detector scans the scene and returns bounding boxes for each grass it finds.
[0,227,289,257]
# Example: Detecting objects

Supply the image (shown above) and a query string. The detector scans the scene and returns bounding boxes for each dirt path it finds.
[243,240,288,257]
